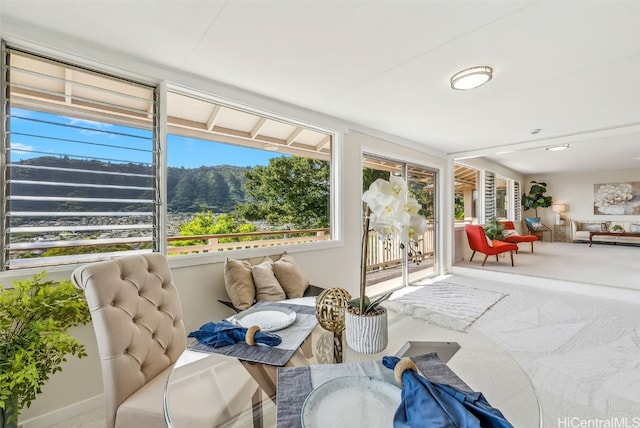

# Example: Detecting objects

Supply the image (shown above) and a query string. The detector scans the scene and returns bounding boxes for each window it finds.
[495,176,508,219]
[164,91,333,256]
[514,181,522,221]
[484,171,496,222]
[2,46,158,270]
[1,46,337,270]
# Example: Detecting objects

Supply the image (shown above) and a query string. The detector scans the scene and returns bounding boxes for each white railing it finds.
[365,223,435,272]
[7,224,435,271]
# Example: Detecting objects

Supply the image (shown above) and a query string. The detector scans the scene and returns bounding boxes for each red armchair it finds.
[500,221,538,252]
[465,225,518,266]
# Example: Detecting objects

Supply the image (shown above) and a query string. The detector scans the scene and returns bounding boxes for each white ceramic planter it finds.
[345,307,388,354]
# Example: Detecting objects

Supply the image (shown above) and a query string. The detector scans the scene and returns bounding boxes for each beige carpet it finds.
[455,241,639,291]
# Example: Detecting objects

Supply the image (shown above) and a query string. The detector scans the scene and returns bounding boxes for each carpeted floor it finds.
[455,240,639,291]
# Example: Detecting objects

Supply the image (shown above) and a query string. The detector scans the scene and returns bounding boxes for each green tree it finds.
[454,193,465,220]
[237,156,330,229]
[176,211,257,246]
[362,167,389,191]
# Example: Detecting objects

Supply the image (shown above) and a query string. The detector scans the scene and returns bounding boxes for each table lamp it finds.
[552,204,566,225]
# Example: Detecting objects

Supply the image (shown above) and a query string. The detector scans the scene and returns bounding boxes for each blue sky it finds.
[10,108,278,168]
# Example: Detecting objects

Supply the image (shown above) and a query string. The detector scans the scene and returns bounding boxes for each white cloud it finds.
[68,118,114,135]
[10,142,34,153]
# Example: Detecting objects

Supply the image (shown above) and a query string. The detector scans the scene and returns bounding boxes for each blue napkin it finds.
[382,356,513,428]
[188,320,282,348]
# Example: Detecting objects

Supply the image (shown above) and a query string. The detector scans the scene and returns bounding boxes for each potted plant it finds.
[521,180,553,217]
[483,217,505,240]
[0,272,90,427]
[612,224,625,233]
[345,176,426,353]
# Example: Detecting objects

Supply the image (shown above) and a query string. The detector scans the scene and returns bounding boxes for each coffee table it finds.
[589,231,640,247]
[163,301,541,427]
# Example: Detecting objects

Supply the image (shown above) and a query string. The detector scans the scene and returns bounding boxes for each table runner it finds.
[188,302,317,366]
[276,352,471,427]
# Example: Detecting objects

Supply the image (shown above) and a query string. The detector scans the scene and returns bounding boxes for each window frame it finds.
[2,44,160,271]
[0,43,343,273]
[162,85,340,264]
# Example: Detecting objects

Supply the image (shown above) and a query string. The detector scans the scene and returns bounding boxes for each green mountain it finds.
[10,157,249,213]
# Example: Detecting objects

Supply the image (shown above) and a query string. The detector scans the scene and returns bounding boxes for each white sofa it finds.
[571,220,640,245]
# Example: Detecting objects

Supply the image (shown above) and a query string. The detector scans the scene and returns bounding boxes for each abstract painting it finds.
[593,182,640,215]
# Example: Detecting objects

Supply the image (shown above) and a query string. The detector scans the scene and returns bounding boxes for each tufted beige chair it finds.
[72,253,187,428]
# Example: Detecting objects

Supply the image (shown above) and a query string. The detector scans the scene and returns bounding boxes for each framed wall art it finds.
[593,182,640,215]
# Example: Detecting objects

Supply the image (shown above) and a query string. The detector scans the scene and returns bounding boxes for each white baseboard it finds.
[20,395,104,428]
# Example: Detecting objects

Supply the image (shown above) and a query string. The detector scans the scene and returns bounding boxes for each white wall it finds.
[525,167,640,227]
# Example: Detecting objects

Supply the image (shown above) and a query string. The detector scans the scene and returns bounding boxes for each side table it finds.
[554,224,570,242]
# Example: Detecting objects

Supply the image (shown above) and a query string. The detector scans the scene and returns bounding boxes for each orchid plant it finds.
[350,176,427,315]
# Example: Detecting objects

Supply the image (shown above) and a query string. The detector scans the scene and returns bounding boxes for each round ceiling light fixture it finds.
[263,143,280,152]
[450,66,493,90]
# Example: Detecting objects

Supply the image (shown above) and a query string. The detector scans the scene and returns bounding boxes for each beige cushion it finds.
[582,222,610,232]
[252,258,286,302]
[485,235,493,247]
[272,253,309,298]
[224,258,256,310]
[630,223,640,233]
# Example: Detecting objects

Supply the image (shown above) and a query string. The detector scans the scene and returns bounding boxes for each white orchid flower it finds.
[363,177,426,243]
[388,176,408,196]
[399,214,427,243]
[403,197,421,215]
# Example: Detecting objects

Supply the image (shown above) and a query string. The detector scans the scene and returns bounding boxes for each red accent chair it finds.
[465,224,518,267]
[500,221,538,252]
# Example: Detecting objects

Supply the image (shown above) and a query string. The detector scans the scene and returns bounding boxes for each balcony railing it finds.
[6,224,435,272]
[166,229,331,255]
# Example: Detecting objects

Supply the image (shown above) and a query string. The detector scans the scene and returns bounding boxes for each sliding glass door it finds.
[362,153,438,289]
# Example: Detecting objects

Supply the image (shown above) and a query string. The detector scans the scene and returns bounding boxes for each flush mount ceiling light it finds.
[545,144,570,152]
[263,143,280,152]
[450,66,493,90]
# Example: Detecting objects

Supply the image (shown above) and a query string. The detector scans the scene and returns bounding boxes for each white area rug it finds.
[385,282,508,331]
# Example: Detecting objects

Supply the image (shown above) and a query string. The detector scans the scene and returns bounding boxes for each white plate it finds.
[235,305,296,332]
[301,376,401,428]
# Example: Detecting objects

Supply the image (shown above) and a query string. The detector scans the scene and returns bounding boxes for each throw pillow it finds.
[531,221,543,231]
[601,221,611,232]
[502,230,519,237]
[581,223,602,232]
[272,252,309,298]
[223,257,256,310]
[630,224,640,233]
[485,235,493,247]
[252,258,286,302]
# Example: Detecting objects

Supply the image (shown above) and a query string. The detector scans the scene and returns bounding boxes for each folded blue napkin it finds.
[382,356,513,428]
[188,320,282,348]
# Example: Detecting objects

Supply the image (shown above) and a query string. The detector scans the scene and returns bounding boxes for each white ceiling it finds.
[1,0,639,176]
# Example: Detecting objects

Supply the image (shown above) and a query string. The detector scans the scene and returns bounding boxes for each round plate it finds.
[301,376,401,428]
[235,305,296,332]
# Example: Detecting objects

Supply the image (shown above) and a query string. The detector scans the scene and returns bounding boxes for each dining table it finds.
[163,297,541,428]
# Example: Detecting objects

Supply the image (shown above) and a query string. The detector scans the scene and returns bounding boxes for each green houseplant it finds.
[0,272,90,427]
[483,217,505,240]
[521,180,553,217]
